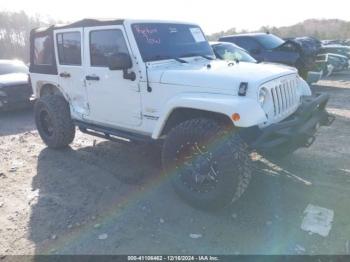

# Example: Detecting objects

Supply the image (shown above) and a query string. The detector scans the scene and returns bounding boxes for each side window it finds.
[90,29,129,67]
[229,38,244,48]
[56,32,82,65]
[240,38,261,52]
[34,35,54,65]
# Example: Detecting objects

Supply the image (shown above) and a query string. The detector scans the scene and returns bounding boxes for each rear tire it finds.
[34,95,75,149]
[162,118,252,210]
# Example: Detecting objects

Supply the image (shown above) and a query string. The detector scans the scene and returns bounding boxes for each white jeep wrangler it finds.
[29,19,334,209]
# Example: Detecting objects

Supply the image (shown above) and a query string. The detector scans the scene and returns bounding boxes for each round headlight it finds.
[258,87,268,106]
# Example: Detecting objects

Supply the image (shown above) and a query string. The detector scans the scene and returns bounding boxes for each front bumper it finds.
[0,94,32,111]
[241,93,335,155]
[0,85,33,111]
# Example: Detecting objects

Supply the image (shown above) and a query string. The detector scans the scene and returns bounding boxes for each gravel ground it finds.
[0,74,350,255]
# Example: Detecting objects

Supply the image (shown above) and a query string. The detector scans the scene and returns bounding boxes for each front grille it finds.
[270,78,299,117]
[259,74,301,127]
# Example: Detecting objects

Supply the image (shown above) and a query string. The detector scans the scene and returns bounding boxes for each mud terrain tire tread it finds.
[162,118,252,210]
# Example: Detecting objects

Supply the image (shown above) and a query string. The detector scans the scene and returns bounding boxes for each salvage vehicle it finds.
[210,42,257,63]
[321,40,343,46]
[315,53,349,76]
[319,45,350,59]
[285,37,322,56]
[0,60,32,111]
[211,42,303,74]
[219,33,318,78]
[29,19,334,209]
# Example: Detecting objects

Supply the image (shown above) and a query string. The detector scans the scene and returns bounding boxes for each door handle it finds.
[59,72,71,78]
[85,75,100,81]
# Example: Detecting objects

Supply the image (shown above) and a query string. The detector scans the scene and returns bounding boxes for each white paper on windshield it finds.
[190,27,206,42]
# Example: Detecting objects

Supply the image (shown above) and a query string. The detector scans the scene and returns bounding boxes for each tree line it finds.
[0,11,58,62]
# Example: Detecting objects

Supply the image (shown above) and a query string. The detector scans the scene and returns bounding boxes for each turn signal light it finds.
[232,113,240,122]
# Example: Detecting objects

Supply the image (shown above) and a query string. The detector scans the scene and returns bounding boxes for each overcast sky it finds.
[0,0,348,34]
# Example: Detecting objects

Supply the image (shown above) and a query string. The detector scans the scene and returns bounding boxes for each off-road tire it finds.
[162,118,252,210]
[35,95,75,149]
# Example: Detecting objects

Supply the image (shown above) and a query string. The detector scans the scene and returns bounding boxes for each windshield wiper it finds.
[149,55,188,63]
[180,53,215,60]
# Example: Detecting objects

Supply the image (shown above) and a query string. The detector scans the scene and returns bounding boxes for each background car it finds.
[284,36,322,57]
[319,44,350,59]
[315,53,349,76]
[219,33,317,78]
[210,41,257,63]
[0,60,32,111]
[321,39,344,46]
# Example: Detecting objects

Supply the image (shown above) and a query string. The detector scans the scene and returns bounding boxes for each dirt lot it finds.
[1,74,350,255]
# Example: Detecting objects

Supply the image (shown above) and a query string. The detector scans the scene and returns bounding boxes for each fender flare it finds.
[36,81,69,100]
[151,93,267,139]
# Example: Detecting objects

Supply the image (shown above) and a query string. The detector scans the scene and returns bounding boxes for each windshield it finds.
[0,62,28,75]
[255,34,285,49]
[132,23,214,62]
[213,43,257,63]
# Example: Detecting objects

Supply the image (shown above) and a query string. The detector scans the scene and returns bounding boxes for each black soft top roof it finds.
[33,18,124,34]
[30,18,123,75]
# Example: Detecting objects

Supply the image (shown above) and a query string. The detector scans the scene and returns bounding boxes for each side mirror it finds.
[108,53,132,71]
[107,53,136,81]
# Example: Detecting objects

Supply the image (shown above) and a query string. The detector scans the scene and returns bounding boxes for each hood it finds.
[0,73,29,88]
[148,59,297,92]
[281,38,321,57]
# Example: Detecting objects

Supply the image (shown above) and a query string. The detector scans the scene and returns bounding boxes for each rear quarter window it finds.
[34,35,54,65]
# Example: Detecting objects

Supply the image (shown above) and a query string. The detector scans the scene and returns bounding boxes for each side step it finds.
[75,120,153,144]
